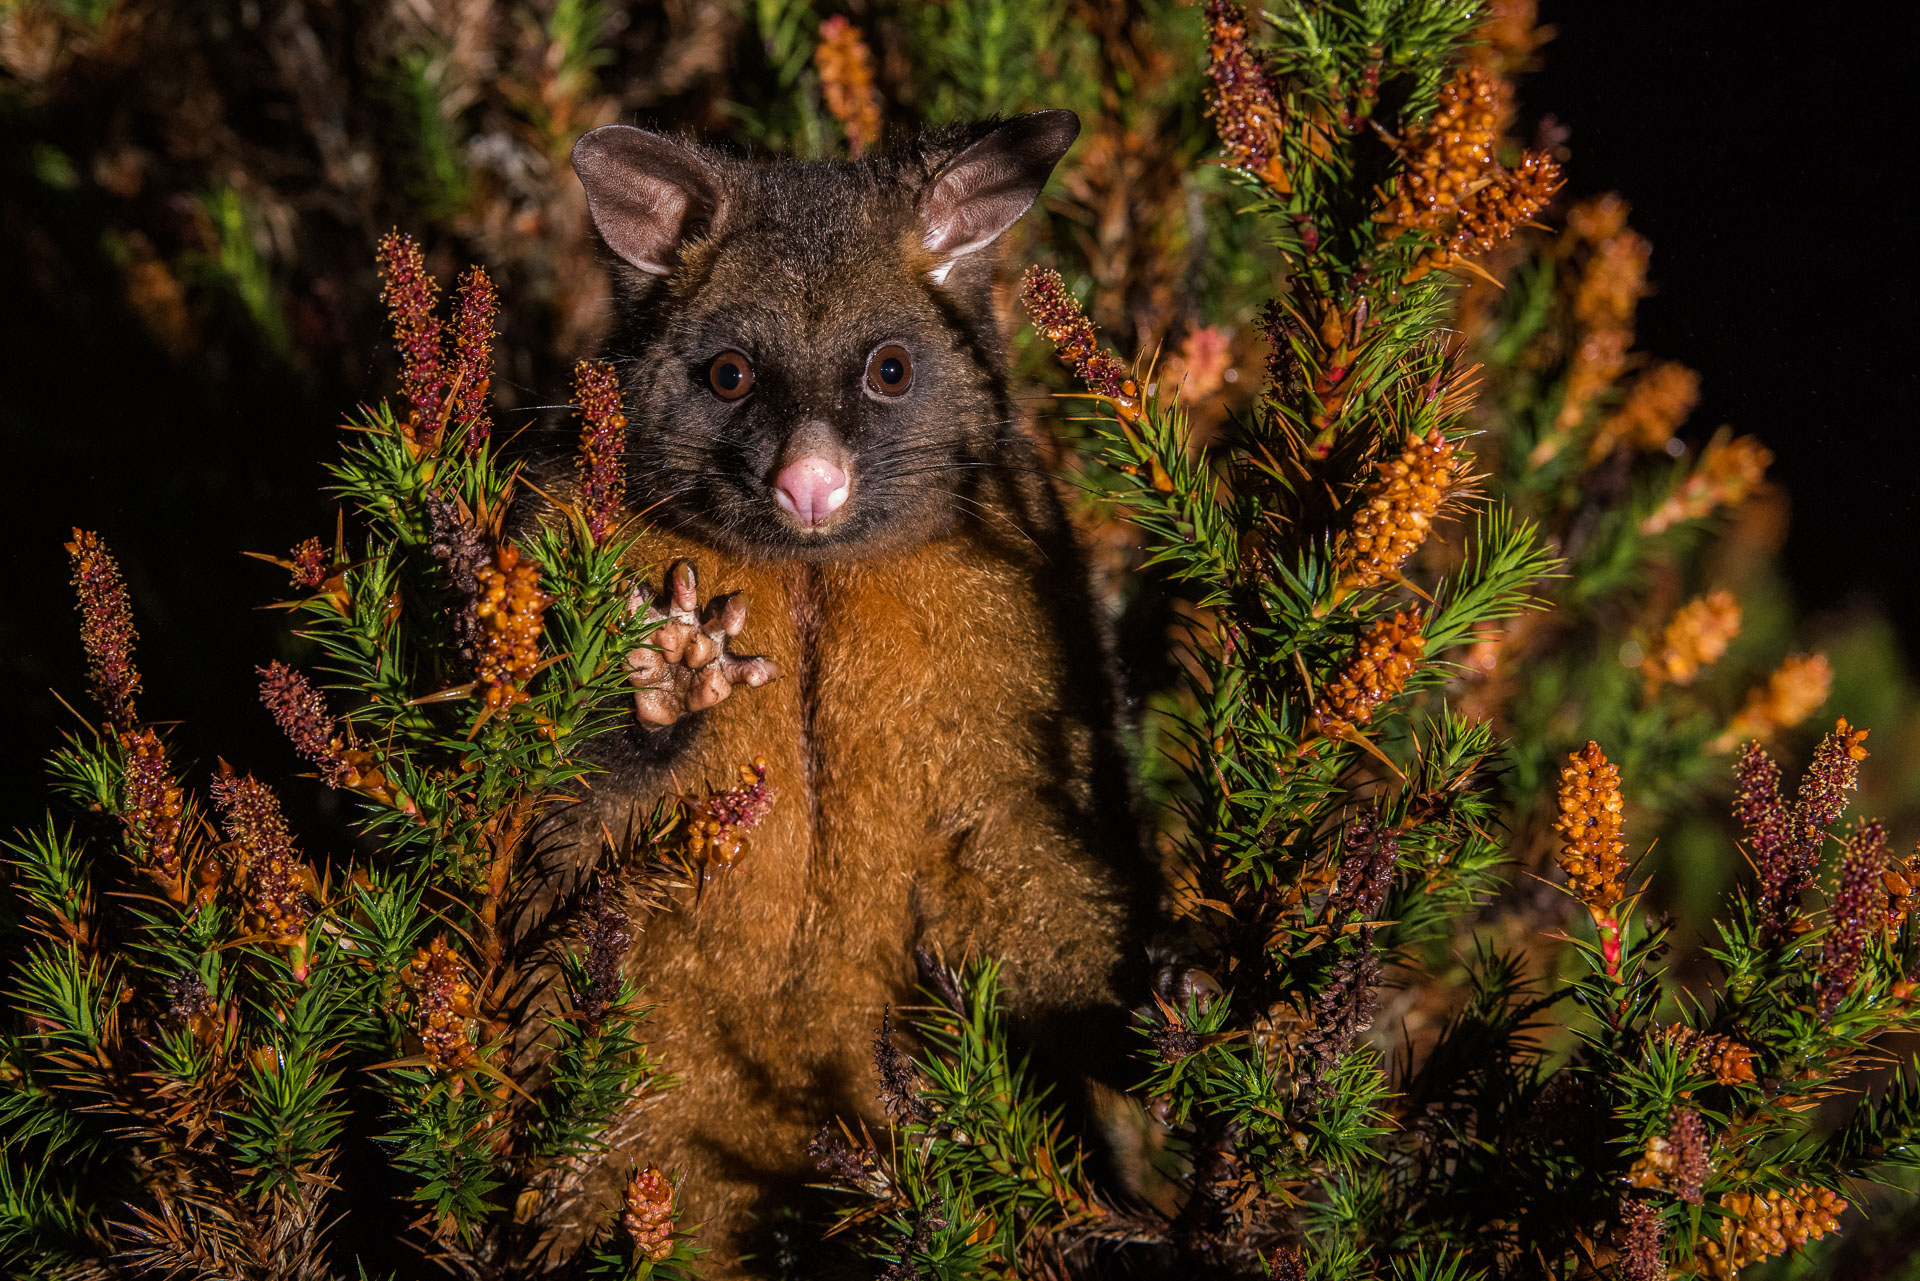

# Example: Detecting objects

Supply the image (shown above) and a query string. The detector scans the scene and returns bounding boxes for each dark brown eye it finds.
[865,344,913,397]
[708,350,754,400]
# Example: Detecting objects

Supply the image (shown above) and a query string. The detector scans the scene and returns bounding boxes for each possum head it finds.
[572,111,1078,557]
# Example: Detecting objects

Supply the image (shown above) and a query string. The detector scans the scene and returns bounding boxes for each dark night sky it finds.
[1529,2,1919,642]
[1,6,1914,799]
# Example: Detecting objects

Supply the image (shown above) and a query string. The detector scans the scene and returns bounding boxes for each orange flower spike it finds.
[1656,1025,1757,1087]
[574,359,629,543]
[1308,610,1426,741]
[1203,0,1291,193]
[1711,652,1832,752]
[210,768,319,976]
[1590,361,1701,461]
[1571,222,1652,333]
[1553,741,1628,977]
[121,727,187,897]
[622,1166,678,1262]
[401,935,480,1071]
[472,543,553,715]
[1643,590,1742,693]
[1642,433,1772,535]
[1328,429,1459,605]
[1379,67,1561,281]
[814,16,882,158]
[1698,1186,1845,1279]
[65,529,141,729]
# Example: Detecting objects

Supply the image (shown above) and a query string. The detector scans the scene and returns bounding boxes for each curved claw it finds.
[669,560,699,614]
[720,655,779,688]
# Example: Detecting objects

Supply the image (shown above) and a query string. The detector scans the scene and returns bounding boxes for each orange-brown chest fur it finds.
[551,481,1138,1261]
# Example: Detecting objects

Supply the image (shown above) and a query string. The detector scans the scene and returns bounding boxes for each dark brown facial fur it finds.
[577,115,1073,558]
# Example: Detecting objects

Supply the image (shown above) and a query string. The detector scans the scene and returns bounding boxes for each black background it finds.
[2,4,1914,809]
[1527,2,1918,643]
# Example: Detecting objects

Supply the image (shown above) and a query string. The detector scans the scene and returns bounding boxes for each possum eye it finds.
[707,350,755,401]
[864,344,914,398]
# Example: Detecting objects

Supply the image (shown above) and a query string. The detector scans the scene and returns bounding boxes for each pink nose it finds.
[774,457,850,528]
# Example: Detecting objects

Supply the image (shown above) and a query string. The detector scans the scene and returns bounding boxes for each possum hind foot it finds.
[627,559,780,727]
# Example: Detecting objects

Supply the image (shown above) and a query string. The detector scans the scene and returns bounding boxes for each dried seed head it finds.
[1297,931,1380,1103]
[1713,652,1832,754]
[1735,719,1867,927]
[1818,820,1887,1014]
[1797,717,1870,830]
[1590,362,1700,461]
[579,883,632,1026]
[1327,808,1402,921]
[815,17,882,157]
[376,231,445,425]
[1331,430,1460,599]
[574,359,629,543]
[1643,591,1741,692]
[1655,1025,1757,1087]
[1308,610,1425,740]
[210,769,317,950]
[165,970,216,1025]
[684,756,777,868]
[622,1166,677,1263]
[1643,434,1772,536]
[258,662,352,787]
[121,727,185,889]
[1268,1246,1306,1281]
[1626,1110,1706,1204]
[872,1006,931,1124]
[473,543,551,713]
[1697,1185,1845,1279]
[426,496,489,661]
[1553,741,1627,914]
[1019,266,1136,411]
[1203,0,1290,192]
[1670,1110,1708,1205]
[449,265,498,453]
[66,529,141,729]
[1618,1197,1667,1281]
[401,934,479,1072]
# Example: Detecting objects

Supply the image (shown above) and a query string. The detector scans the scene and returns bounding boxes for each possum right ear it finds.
[572,127,727,276]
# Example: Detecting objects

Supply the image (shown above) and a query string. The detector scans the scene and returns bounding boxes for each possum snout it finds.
[774,456,850,529]
[773,420,853,533]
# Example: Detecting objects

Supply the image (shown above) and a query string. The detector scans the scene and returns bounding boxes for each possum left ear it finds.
[921,110,1079,281]
[573,126,728,276]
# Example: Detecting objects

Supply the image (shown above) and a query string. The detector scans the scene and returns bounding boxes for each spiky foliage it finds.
[11,5,1920,1279]
[0,246,724,1278]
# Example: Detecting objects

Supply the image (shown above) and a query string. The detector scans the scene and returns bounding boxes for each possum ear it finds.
[573,126,727,276]
[921,110,1079,278]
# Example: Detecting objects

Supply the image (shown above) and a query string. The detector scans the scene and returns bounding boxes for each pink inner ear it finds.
[921,111,1079,265]
[573,126,725,276]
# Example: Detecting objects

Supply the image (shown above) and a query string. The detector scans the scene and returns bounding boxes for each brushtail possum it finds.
[526,111,1149,1272]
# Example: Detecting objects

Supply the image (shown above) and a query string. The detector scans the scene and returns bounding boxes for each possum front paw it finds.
[626,560,780,728]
